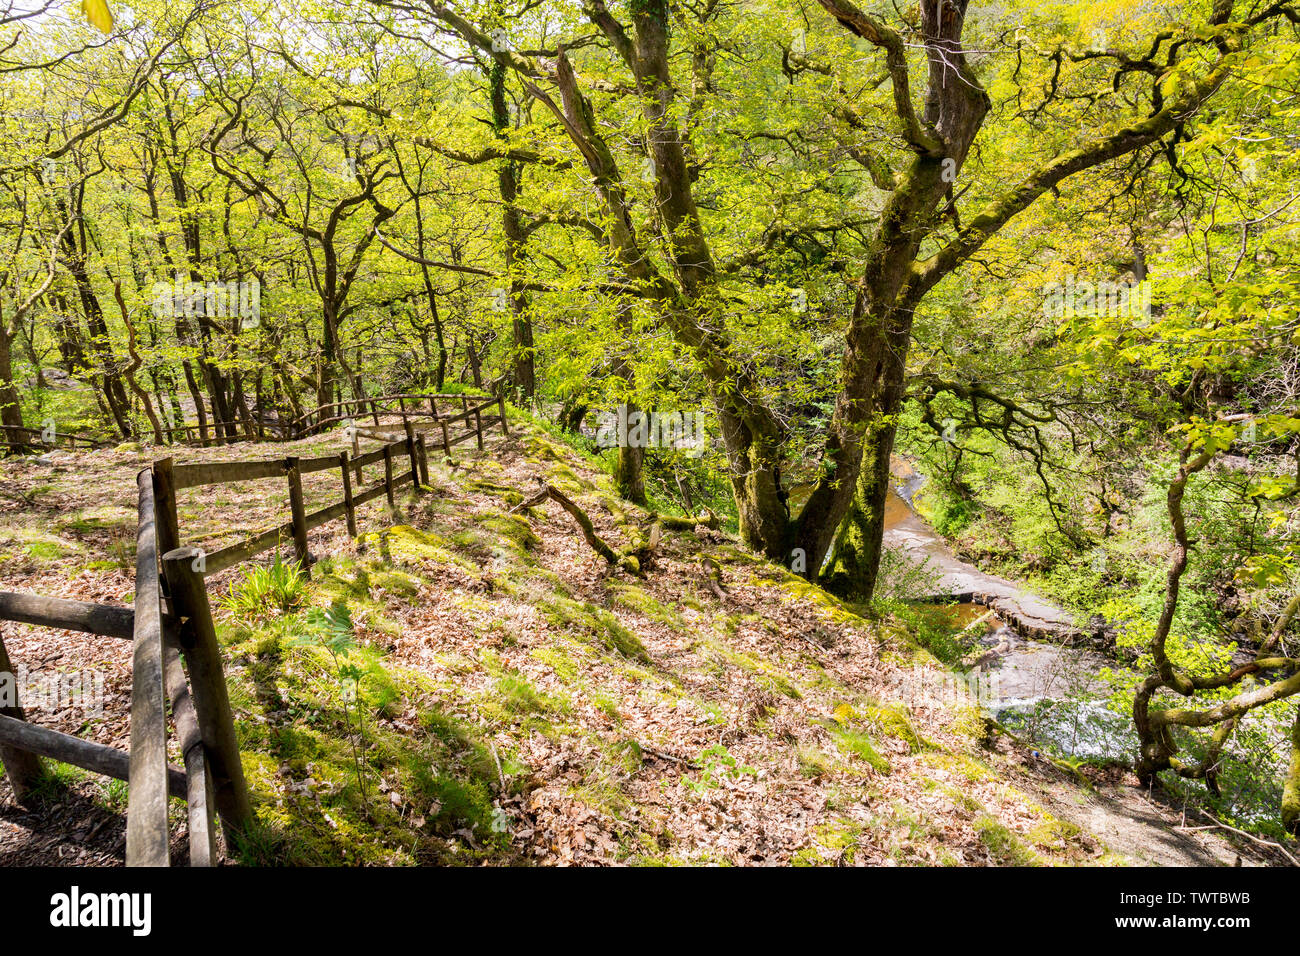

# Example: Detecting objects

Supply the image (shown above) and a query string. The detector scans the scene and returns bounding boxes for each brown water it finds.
[878,481,1104,706]
[786,471,1094,702]
[880,471,1132,757]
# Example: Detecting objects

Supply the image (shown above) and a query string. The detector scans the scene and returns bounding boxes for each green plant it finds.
[289,599,373,811]
[223,553,307,622]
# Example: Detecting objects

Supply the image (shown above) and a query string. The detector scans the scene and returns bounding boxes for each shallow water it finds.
[881,477,1134,759]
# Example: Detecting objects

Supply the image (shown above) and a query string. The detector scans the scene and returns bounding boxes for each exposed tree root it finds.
[511,479,722,576]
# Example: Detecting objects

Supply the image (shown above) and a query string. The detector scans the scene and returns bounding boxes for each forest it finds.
[0,0,1298,870]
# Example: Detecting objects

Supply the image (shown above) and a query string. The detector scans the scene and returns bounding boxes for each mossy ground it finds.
[0,411,1221,866]
[180,415,1121,866]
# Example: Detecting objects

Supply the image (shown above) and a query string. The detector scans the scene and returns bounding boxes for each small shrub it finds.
[223,553,306,621]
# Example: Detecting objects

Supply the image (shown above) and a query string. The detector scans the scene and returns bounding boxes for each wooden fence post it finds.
[340,452,358,537]
[152,458,181,560]
[351,427,362,485]
[428,396,437,418]
[439,420,452,458]
[285,457,311,577]
[369,399,380,427]
[497,396,509,437]
[161,548,254,845]
[403,421,421,491]
[0,632,45,802]
[127,469,170,867]
[473,404,484,451]
[161,636,216,867]
[416,435,430,487]
[382,445,396,507]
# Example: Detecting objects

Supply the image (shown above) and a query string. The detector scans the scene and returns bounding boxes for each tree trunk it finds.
[822,302,913,598]
[0,322,29,450]
[490,61,536,402]
[1282,708,1300,835]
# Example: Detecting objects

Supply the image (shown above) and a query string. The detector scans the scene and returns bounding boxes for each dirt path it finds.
[1026,765,1286,866]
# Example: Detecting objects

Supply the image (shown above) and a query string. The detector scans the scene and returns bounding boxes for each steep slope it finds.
[0,416,1276,865]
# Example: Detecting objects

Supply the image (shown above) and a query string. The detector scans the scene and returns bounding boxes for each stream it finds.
[881,469,1137,760]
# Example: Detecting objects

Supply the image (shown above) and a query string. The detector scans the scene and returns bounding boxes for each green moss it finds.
[478,513,540,551]
[975,815,1041,866]
[864,703,933,752]
[608,583,682,627]
[592,609,651,663]
[797,746,837,779]
[534,595,650,663]
[25,541,66,559]
[497,674,552,715]
[369,569,422,598]
[710,644,801,698]
[58,511,131,534]
[411,771,502,838]
[547,461,590,493]
[1026,818,1083,851]
[792,820,863,866]
[531,645,580,682]
[922,751,997,784]
[829,727,891,774]
[591,692,622,722]
[464,477,524,506]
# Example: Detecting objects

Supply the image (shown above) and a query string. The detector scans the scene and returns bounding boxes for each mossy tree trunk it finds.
[425,0,1245,600]
[490,58,535,402]
[1283,708,1300,835]
[615,412,646,505]
[0,319,29,450]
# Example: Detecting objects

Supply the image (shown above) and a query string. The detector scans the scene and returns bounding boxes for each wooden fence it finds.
[2,391,505,453]
[168,391,505,448]
[0,423,107,452]
[0,398,508,865]
[0,468,250,867]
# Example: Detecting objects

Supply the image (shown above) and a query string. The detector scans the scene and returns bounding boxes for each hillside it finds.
[0,415,1281,866]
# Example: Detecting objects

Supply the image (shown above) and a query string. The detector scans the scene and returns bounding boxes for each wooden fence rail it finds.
[164,391,505,447]
[3,391,508,454]
[0,397,509,866]
[0,471,238,866]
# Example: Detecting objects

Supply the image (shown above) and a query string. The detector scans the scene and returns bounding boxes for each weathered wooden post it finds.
[473,403,484,451]
[416,435,430,487]
[497,396,509,437]
[369,398,380,427]
[428,395,438,417]
[161,637,216,867]
[340,451,358,537]
[439,420,452,458]
[350,426,362,485]
[151,457,182,559]
[161,547,254,845]
[127,469,170,867]
[382,445,396,507]
[403,421,421,491]
[0,632,44,802]
[285,457,311,577]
